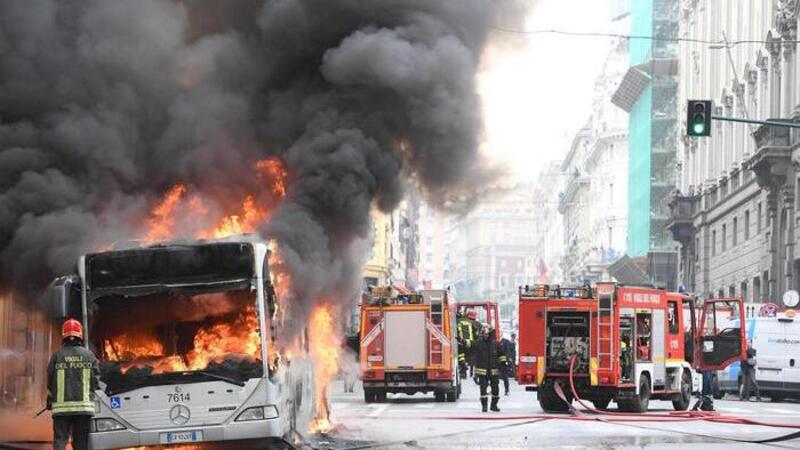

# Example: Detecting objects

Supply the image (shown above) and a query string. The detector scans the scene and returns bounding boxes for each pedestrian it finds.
[48,318,99,450]
[498,334,514,395]
[509,332,518,379]
[692,370,715,411]
[741,340,760,401]
[474,325,507,412]
[456,312,473,379]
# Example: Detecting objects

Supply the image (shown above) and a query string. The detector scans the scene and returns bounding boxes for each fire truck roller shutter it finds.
[384,310,427,368]
[652,309,666,386]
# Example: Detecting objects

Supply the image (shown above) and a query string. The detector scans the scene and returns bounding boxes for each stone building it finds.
[669,0,800,309]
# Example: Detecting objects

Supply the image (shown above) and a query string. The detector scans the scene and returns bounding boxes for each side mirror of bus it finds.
[694,297,747,371]
[46,275,81,320]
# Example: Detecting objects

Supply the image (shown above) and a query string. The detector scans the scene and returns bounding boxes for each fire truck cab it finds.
[359,287,460,403]
[517,282,746,413]
[456,301,501,340]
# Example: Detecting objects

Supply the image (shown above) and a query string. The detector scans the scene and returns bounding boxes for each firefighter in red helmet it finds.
[47,318,99,450]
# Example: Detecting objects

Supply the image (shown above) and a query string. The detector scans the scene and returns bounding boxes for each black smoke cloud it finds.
[0,0,523,328]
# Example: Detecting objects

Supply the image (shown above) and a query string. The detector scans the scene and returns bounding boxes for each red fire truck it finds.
[359,287,460,403]
[456,301,501,340]
[517,282,746,413]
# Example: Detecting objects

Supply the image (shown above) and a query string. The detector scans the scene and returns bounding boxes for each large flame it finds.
[144,158,286,243]
[309,304,340,434]
[105,305,261,374]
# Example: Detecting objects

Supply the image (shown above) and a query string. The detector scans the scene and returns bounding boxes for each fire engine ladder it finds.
[597,294,614,371]
[429,297,444,366]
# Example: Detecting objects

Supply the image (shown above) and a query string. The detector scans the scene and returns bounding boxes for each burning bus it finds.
[48,238,314,449]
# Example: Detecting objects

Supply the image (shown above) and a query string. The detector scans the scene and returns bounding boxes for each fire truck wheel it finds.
[538,380,570,413]
[364,389,376,403]
[672,370,692,411]
[630,374,651,412]
[434,391,446,402]
[375,389,387,403]
[446,389,457,402]
[591,396,611,410]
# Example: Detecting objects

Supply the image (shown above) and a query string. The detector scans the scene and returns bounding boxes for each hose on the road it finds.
[558,353,800,444]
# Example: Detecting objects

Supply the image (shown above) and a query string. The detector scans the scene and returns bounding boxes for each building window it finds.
[712,230,717,256]
[744,210,750,240]
[732,217,738,246]
[722,224,727,252]
[758,202,762,233]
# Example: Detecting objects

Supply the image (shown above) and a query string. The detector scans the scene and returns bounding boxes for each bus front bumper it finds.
[89,417,285,450]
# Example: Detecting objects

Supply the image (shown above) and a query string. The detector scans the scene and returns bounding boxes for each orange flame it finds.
[145,184,187,243]
[107,304,261,374]
[143,158,287,242]
[309,304,340,434]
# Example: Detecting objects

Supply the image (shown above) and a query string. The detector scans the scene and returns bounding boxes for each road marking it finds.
[414,403,436,409]
[716,406,748,413]
[369,404,390,417]
[764,407,797,414]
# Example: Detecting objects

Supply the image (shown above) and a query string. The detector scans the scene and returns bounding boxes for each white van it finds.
[714,314,800,401]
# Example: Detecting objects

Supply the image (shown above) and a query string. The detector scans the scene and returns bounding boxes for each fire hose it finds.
[347,355,800,445]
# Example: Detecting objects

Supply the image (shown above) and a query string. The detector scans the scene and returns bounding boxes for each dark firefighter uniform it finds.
[456,314,473,379]
[48,319,99,450]
[474,327,507,412]
[466,312,483,378]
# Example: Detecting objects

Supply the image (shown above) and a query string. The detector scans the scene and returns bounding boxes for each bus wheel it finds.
[672,371,691,411]
[620,374,650,412]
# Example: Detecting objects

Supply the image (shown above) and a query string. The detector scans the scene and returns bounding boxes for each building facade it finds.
[443,183,537,319]
[669,0,800,309]
[531,161,565,285]
[612,0,680,285]
[558,31,630,284]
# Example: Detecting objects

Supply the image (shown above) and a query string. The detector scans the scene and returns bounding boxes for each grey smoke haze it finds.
[0,0,523,333]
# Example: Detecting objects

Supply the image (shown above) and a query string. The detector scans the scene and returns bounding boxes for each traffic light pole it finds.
[712,115,800,129]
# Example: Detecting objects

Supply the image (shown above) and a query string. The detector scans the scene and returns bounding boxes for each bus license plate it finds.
[161,430,202,444]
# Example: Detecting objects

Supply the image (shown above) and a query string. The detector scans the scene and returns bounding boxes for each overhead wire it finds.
[487,26,800,47]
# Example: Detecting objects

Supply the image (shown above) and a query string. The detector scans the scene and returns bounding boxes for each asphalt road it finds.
[307,378,800,450]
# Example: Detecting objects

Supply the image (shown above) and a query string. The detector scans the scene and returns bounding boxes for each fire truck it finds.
[359,287,460,403]
[517,282,746,413]
[456,301,501,340]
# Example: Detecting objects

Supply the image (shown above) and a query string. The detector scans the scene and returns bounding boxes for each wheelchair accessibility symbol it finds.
[110,396,122,409]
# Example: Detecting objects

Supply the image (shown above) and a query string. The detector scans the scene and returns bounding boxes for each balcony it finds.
[743,120,793,189]
[665,191,698,245]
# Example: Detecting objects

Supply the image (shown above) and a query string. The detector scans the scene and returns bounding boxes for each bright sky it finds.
[479,0,616,182]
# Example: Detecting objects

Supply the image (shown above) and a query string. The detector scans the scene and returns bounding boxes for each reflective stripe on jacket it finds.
[48,344,99,416]
[474,335,506,377]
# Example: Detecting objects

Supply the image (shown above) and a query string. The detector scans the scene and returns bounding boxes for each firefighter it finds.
[498,334,514,395]
[456,312,473,379]
[620,331,633,381]
[474,326,507,412]
[741,340,760,401]
[48,318,99,450]
[466,310,482,378]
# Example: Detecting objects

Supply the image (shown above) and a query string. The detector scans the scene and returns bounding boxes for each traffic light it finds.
[687,100,712,137]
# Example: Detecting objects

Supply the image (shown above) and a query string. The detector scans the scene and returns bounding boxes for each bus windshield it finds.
[92,289,263,395]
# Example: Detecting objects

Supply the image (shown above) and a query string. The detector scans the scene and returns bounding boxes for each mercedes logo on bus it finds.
[169,404,191,425]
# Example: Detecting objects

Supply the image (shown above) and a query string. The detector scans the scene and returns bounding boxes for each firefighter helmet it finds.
[62,318,83,340]
[467,310,477,320]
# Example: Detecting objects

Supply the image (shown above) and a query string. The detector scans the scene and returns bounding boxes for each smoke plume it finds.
[0,1,522,328]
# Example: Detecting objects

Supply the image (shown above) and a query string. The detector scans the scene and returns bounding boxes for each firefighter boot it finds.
[490,397,500,412]
[480,397,488,413]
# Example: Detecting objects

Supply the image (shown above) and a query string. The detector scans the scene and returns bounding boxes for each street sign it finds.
[783,290,799,308]
[759,302,779,318]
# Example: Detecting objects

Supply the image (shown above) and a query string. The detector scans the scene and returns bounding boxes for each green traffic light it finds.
[692,122,705,135]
